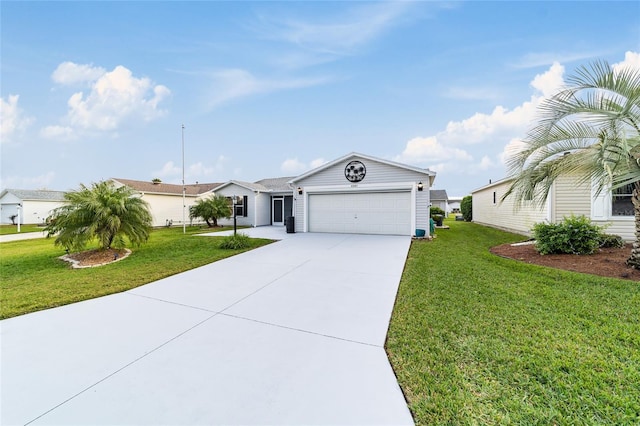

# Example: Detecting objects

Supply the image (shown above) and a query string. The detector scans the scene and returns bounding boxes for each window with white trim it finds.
[612,183,637,216]
[226,196,248,217]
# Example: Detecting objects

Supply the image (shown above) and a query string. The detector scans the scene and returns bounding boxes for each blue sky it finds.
[1,1,639,197]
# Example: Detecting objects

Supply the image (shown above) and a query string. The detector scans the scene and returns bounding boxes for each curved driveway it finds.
[1,228,413,425]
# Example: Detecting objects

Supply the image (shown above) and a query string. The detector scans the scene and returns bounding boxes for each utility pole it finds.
[182,124,186,234]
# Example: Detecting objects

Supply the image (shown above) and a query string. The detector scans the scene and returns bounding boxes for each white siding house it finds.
[430,190,449,215]
[472,175,636,241]
[0,189,67,225]
[289,153,435,236]
[212,177,295,228]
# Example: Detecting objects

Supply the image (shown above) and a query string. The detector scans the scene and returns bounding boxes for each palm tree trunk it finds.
[626,184,640,269]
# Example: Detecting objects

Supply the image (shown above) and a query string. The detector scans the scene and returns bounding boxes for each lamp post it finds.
[233,195,237,235]
[182,124,186,234]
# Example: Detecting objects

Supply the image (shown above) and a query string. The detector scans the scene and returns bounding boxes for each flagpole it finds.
[182,124,186,234]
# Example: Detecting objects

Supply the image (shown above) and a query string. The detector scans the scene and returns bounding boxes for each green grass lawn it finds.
[0,226,271,319]
[0,224,45,235]
[386,219,640,424]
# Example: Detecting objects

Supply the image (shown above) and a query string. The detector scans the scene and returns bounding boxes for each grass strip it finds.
[1,226,271,319]
[387,220,640,425]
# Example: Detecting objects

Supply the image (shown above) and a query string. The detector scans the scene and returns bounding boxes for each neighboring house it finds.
[111,179,221,227]
[0,189,67,225]
[430,190,449,215]
[289,152,435,236]
[471,175,635,241]
[448,196,464,214]
[212,177,295,228]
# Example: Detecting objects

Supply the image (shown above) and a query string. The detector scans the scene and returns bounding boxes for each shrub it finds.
[430,206,445,217]
[219,233,251,249]
[532,215,602,255]
[461,195,472,221]
[598,233,625,248]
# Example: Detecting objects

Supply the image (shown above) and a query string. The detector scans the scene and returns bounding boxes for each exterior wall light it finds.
[417,182,424,191]
[297,187,303,195]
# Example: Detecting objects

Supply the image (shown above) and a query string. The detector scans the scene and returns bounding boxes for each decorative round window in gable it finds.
[344,160,366,182]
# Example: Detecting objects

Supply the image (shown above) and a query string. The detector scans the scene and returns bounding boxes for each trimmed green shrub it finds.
[219,233,251,249]
[461,195,472,222]
[430,206,445,217]
[598,233,625,248]
[532,215,602,255]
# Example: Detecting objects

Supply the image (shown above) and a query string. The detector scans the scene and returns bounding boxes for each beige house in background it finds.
[471,175,635,241]
[111,179,221,227]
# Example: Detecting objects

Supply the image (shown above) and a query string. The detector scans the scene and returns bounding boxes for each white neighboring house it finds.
[471,175,636,241]
[448,196,464,214]
[290,152,435,236]
[111,179,221,227]
[430,190,449,215]
[0,189,66,225]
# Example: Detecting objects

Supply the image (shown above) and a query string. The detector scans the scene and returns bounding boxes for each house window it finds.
[226,195,248,217]
[612,183,637,216]
[492,191,497,205]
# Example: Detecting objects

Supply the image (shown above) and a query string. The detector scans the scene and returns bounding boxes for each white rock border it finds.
[59,249,132,269]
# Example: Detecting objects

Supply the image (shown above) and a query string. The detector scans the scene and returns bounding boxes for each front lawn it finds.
[386,220,640,424]
[0,226,272,319]
[0,224,45,235]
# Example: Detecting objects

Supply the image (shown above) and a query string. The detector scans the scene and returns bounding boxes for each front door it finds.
[272,197,284,225]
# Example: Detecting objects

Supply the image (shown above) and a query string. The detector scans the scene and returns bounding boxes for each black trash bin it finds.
[285,216,295,233]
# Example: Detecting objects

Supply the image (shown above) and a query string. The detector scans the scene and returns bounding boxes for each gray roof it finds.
[430,189,449,201]
[254,177,295,192]
[1,189,67,201]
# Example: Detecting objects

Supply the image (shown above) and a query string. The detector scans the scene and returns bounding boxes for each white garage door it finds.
[308,192,411,235]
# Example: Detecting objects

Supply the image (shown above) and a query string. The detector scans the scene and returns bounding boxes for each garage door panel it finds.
[308,192,411,236]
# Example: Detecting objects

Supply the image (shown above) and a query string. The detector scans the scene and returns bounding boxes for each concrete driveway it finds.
[1,229,414,425]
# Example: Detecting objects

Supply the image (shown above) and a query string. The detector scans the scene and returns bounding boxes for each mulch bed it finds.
[491,242,640,281]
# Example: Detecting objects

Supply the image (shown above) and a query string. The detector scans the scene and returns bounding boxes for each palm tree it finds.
[504,59,640,267]
[189,194,231,227]
[45,180,153,251]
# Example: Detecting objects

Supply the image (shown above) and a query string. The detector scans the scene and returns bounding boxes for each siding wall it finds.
[474,175,636,241]
[255,193,272,227]
[293,157,432,234]
[472,180,548,237]
[551,175,591,221]
[140,193,201,227]
[214,185,256,227]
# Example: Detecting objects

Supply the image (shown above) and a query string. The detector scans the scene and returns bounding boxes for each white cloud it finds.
[257,2,413,56]
[51,62,106,85]
[281,158,308,174]
[309,157,327,169]
[154,155,229,183]
[613,51,640,71]
[43,62,170,137]
[530,62,565,97]
[40,125,75,140]
[154,161,181,178]
[395,136,473,165]
[208,68,330,108]
[281,157,327,174]
[1,94,34,143]
[396,60,569,172]
[1,172,56,189]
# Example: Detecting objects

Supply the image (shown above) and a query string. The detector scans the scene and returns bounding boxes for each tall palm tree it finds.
[504,59,640,267]
[45,180,153,251]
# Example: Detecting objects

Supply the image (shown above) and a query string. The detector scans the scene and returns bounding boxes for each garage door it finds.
[308,192,411,235]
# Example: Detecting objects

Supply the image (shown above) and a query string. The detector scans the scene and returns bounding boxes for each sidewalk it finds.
[0,231,47,243]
